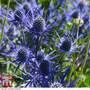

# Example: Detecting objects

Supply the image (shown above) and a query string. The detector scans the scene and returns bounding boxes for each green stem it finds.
[0,18,7,43]
[77,34,90,87]
[65,21,80,85]
[0,0,11,44]
[81,35,90,75]
[7,0,11,8]
[67,53,76,85]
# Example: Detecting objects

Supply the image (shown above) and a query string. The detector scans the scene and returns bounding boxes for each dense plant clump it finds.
[0,0,90,88]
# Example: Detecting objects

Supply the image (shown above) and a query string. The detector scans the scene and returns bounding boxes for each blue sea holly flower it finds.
[36,50,45,62]
[55,30,84,54]
[23,3,30,14]
[57,37,78,54]
[71,10,79,19]
[15,47,33,62]
[33,16,45,33]
[22,50,60,87]
[2,47,33,73]
[6,0,62,42]
[77,0,88,12]
[14,10,23,22]
[17,48,28,61]
[22,2,33,23]
[23,61,50,87]
[78,0,84,10]
[8,3,32,28]
[66,0,89,22]
[39,60,50,76]
[60,39,71,52]
[16,0,60,33]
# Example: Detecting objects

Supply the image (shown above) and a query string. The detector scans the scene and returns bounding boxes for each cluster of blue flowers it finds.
[0,0,90,88]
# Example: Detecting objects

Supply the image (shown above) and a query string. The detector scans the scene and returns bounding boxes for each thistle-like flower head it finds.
[36,50,45,62]
[17,48,28,61]
[14,10,23,22]
[60,39,71,52]
[33,17,45,32]
[23,3,30,14]
[71,10,79,19]
[39,60,50,76]
[78,0,84,10]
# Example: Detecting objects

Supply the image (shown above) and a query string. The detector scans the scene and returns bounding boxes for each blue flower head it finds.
[71,10,79,19]
[33,16,45,32]
[56,31,81,54]
[58,37,73,54]
[14,47,34,63]
[36,50,45,62]
[17,47,28,61]
[39,60,50,76]
[77,0,88,11]
[60,39,71,52]
[23,3,30,14]
[23,2,33,23]
[14,10,23,22]
[2,46,32,73]
[78,0,84,10]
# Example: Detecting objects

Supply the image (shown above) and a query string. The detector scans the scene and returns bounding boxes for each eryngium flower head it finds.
[23,3,30,14]
[78,0,84,10]
[71,11,79,19]
[60,39,71,52]
[78,0,88,11]
[37,51,45,62]
[39,60,50,76]
[14,10,23,22]
[33,17,45,32]
[17,48,28,61]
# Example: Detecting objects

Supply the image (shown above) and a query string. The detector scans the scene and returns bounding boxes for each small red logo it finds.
[0,74,13,88]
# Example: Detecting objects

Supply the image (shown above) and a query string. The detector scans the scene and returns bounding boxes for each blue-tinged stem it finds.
[0,0,1,9]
